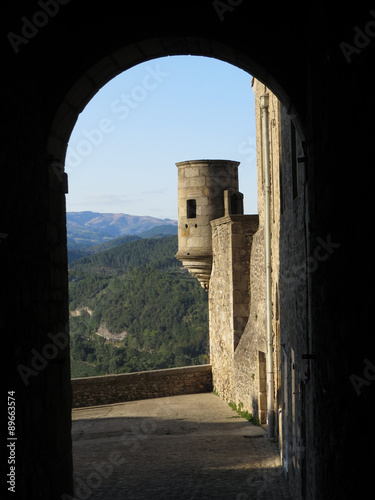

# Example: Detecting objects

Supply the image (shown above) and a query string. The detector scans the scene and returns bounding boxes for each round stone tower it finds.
[175,159,242,289]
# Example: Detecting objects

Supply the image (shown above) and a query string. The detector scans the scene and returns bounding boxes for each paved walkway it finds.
[71,393,292,499]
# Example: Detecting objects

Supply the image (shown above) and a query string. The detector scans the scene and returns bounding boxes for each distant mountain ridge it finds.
[66,211,178,251]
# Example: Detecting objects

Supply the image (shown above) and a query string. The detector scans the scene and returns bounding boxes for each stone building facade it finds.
[176,79,308,497]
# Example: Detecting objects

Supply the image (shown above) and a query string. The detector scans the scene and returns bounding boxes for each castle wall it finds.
[208,83,282,429]
[251,80,283,433]
[209,219,234,400]
[209,215,259,406]
[72,365,213,408]
[233,226,267,420]
[278,100,309,498]
[251,79,308,497]
[207,80,309,498]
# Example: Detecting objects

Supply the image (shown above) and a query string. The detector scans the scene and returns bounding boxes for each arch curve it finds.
[47,36,304,164]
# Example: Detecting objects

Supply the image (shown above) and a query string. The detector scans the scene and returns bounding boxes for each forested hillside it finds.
[69,236,209,378]
[67,224,178,263]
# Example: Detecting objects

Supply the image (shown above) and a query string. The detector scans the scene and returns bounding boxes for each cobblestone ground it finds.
[71,393,292,500]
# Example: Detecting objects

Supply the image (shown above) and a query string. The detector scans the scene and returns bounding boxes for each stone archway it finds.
[46,36,304,166]
[4,2,375,498]
[45,36,307,498]
[47,37,303,496]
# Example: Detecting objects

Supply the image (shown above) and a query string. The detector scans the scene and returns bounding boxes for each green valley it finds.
[68,235,209,378]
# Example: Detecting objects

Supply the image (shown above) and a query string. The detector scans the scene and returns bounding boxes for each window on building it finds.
[187,199,197,218]
[230,192,243,215]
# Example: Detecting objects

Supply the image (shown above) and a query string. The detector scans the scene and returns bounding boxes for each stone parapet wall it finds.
[71,365,213,408]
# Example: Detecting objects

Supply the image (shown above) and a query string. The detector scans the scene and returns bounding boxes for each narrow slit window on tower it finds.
[187,199,197,218]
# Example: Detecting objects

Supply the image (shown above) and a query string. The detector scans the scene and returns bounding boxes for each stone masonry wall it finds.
[278,101,309,499]
[233,226,266,420]
[209,219,234,401]
[253,80,282,438]
[209,81,283,432]
[209,215,259,405]
[71,365,213,408]
[250,79,309,498]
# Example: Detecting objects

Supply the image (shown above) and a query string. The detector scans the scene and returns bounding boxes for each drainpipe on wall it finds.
[260,93,275,439]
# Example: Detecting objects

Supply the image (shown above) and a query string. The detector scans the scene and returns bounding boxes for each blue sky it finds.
[65,55,257,220]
